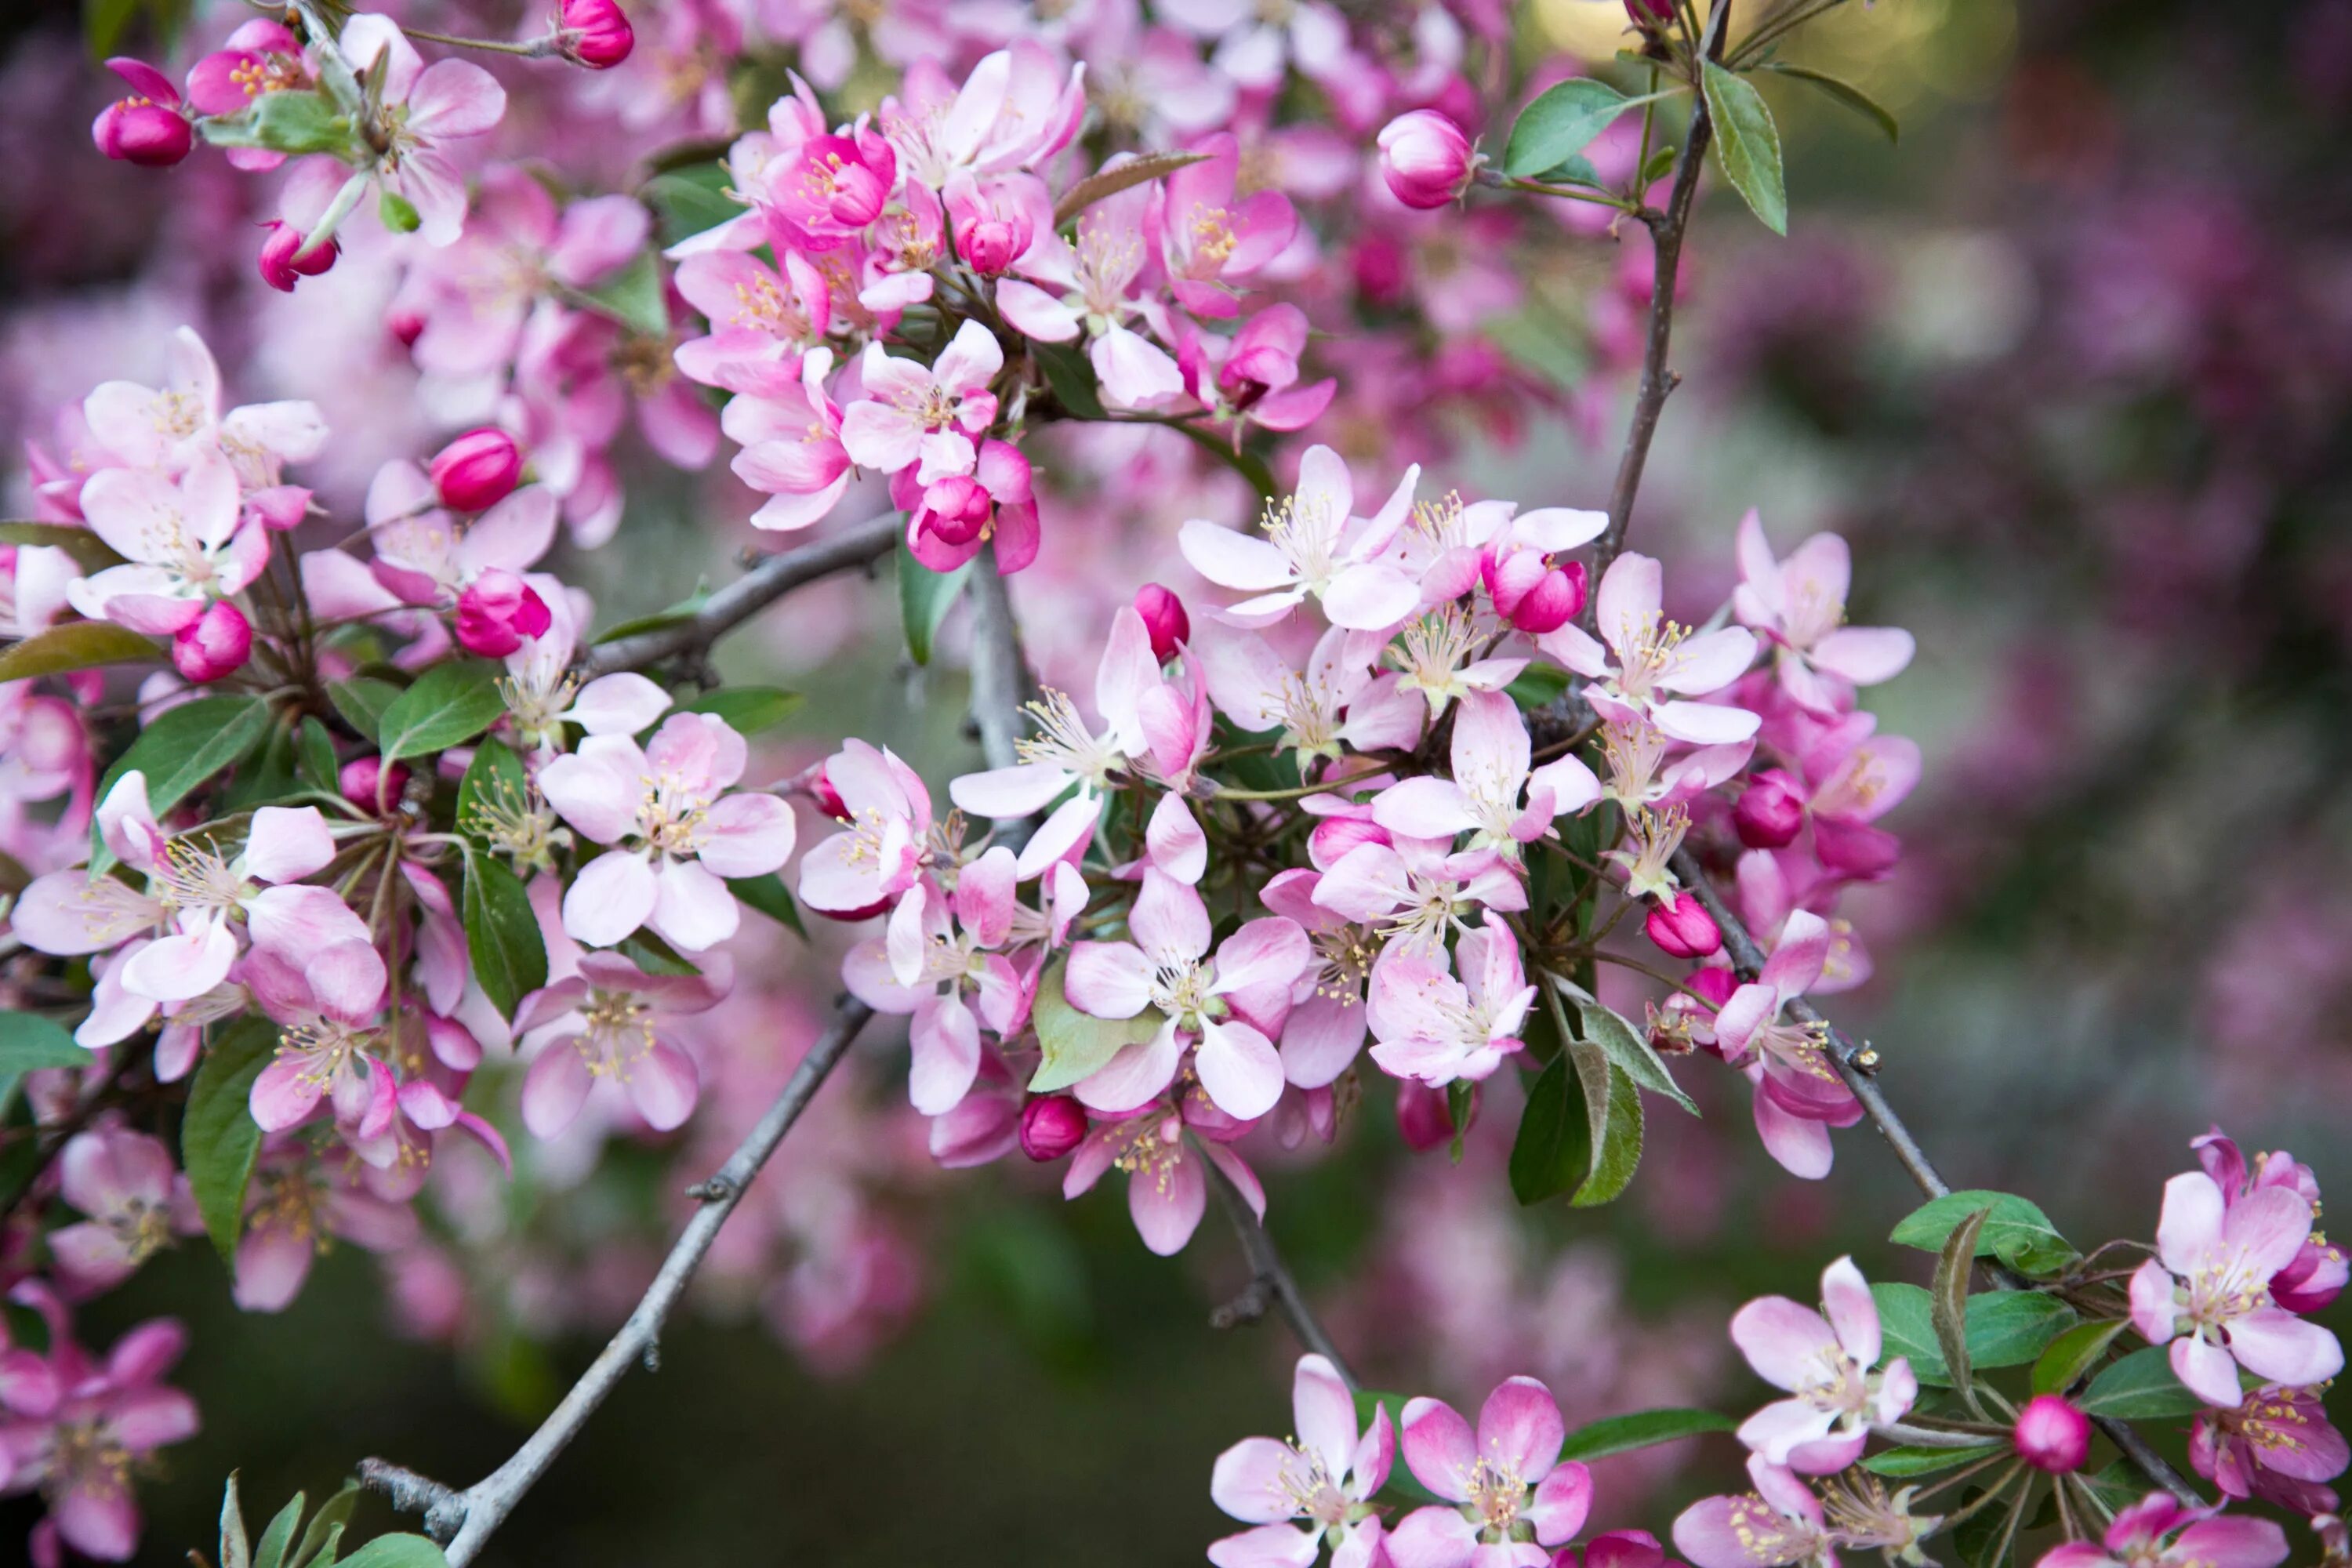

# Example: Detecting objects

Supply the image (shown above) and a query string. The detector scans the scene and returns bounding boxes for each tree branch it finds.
[578,514,900,677]
[362,996,877,1563]
[1207,1162,1357,1388]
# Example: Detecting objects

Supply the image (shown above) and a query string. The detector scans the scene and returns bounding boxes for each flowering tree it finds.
[0,1,2343,1566]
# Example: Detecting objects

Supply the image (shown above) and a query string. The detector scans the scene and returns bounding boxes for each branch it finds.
[1668,850,2203,1506]
[577,514,900,677]
[363,996,877,1563]
[1207,1161,1357,1389]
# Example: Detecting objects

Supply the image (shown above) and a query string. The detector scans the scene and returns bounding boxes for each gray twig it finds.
[1207,1162,1357,1389]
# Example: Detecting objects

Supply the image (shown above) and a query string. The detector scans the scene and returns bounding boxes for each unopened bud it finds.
[256,220,339,292]
[558,0,635,67]
[170,601,251,682]
[1645,889,1722,960]
[340,755,413,811]
[2013,1394,2092,1473]
[93,60,191,167]
[1396,1079,1472,1152]
[1734,770,1806,849]
[958,216,1022,276]
[429,427,524,513]
[1018,1094,1088,1162]
[456,568,553,658]
[1134,583,1190,664]
[1376,110,1477,210]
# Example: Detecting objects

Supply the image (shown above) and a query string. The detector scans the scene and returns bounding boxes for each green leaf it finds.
[0,522,126,572]
[728,873,808,938]
[1640,144,1679,186]
[677,685,804,735]
[327,677,402,743]
[1351,1392,1445,1504]
[0,620,159,683]
[615,929,699,976]
[378,188,421,234]
[93,694,271,872]
[591,587,710,644]
[1569,988,1697,1114]
[376,660,505,764]
[1507,662,1573,710]
[1505,78,1641,178]
[2078,1345,2205,1419]
[455,737,526,851]
[1569,1052,1642,1207]
[1164,421,1279,509]
[643,165,747,248]
[291,1484,362,1568]
[462,854,547,1020]
[1758,62,1899,143]
[200,90,358,156]
[2032,1318,2131,1397]
[1701,63,1788,234]
[1933,1207,1989,1407]
[898,541,974,667]
[183,1017,278,1264]
[220,1472,252,1568]
[0,1011,92,1075]
[1962,1290,2077,1368]
[1556,1407,1733,1462]
[1029,960,1165,1094]
[254,1491,305,1568]
[1033,342,1106,421]
[583,249,667,339]
[1447,1080,1474,1164]
[296,717,342,794]
[1862,1443,2002,1479]
[1893,1189,2078,1276]
[1052,149,1210,227]
[1508,1053,1589,1205]
[335,1537,450,1568]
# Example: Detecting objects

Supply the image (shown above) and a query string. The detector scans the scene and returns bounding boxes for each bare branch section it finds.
[578,512,902,677]
[1208,1163,1358,1388]
[364,997,877,1563]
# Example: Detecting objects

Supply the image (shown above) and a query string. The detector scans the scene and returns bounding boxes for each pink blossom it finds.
[2129,1170,2343,1407]
[1194,622,1425,773]
[767,126,898,249]
[65,449,265,636]
[724,347,855,532]
[1732,512,1915,714]
[514,950,729,1138]
[1390,1375,1593,1568]
[1541,554,1760,745]
[674,249,833,395]
[1209,1353,1393,1568]
[1134,583,1191,663]
[231,1145,420,1312]
[1063,869,1307,1120]
[255,220,339,292]
[456,568,554,658]
[1156,0,1351,95]
[1646,891,1722,960]
[2190,1385,2348,1508]
[1261,869,1374,1089]
[245,939,391,1131]
[797,739,936,919]
[1372,689,1600,855]
[2035,1493,2287,1568]
[542,712,797,951]
[1730,1257,1915,1474]
[169,600,252,682]
[46,1129,196,1298]
[879,42,1086,190]
[842,860,1029,1115]
[90,59,189,167]
[1378,110,1479,209]
[1179,445,1421,630]
[1177,305,1336,435]
[840,321,1003,483]
[896,437,1040,573]
[80,326,325,485]
[1711,910,1862,1180]
[336,15,509,247]
[1365,915,1534,1087]
[1062,1094,1263,1255]
[2193,1131,2347,1314]
[1672,1457,1837,1568]
[1019,1094,1088,1162]
[1312,834,1526,961]
[996,183,1184,409]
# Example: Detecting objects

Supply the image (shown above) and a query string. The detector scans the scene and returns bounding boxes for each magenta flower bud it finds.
[256,220,339,293]
[1018,1095,1088,1162]
[2013,1394,2092,1473]
[959,217,1022,277]
[1134,583,1190,664]
[1685,965,1739,1009]
[1376,109,1477,210]
[429,427,524,513]
[1645,890,1722,960]
[1396,1079,1473,1152]
[917,476,994,546]
[1509,563,1586,634]
[170,601,251,682]
[92,60,191,167]
[558,0,636,68]
[1733,769,1807,849]
[340,755,413,811]
[456,568,554,658]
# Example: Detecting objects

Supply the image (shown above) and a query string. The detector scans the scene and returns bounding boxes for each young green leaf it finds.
[377,660,506,763]
[1892,1189,2077,1277]
[642,164,746,246]
[0,521,127,572]
[335,1536,452,1568]
[0,1011,93,1075]
[0,619,158,684]
[1933,1207,1991,1413]
[1508,1052,1589,1206]
[2031,1318,2131,1396]
[296,717,342,794]
[1505,78,1642,178]
[1556,1407,1734,1461]
[1569,988,1697,1114]
[462,853,548,1019]
[1447,1080,1475,1164]
[254,1490,307,1568]
[220,1472,252,1568]
[677,685,805,735]
[1033,342,1107,420]
[1701,63,1788,235]
[1569,1051,1642,1207]
[327,677,402,743]
[2077,1346,2206,1419]
[897,542,975,667]
[292,1484,363,1568]
[92,693,271,870]
[1029,960,1166,1093]
[1861,1443,2002,1479]
[1757,62,1900,143]
[728,873,808,938]
[183,1017,280,1263]
[1962,1291,2077,1368]
[582,249,669,339]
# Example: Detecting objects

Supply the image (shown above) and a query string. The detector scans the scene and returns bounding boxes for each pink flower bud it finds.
[2013,1394,2092,1473]
[1134,584,1190,663]
[1018,1095,1088,1162]
[1377,109,1477,210]
[340,755,413,811]
[429,427,524,513]
[256,220,339,292]
[957,217,1022,276]
[170,601,251,682]
[1733,769,1807,849]
[558,0,635,68]
[1397,1079,1474,1152]
[92,60,190,167]
[1624,0,1674,22]
[804,761,848,820]
[1684,965,1739,1008]
[456,569,553,658]
[1573,1530,1667,1568]
[1511,562,1586,633]
[915,476,993,547]
[1645,890,1721,959]
[247,485,313,532]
